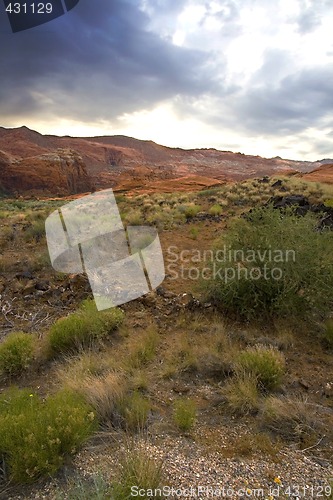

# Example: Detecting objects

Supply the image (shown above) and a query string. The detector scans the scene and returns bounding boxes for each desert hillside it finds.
[0,126,332,196]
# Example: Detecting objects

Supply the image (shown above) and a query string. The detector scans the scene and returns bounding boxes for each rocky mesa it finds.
[0,148,93,196]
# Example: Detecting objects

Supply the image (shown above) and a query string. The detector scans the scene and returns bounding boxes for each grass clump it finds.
[56,472,111,499]
[24,219,46,242]
[173,398,197,432]
[323,319,333,347]
[0,388,96,483]
[118,391,151,432]
[47,299,124,356]
[112,444,164,499]
[203,205,333,321]
[125,327,159,371]
[235,345,285,391]
[222,373,260,415]
[0,332,36,377]
[65,371,128,426]
[260,396,332,445]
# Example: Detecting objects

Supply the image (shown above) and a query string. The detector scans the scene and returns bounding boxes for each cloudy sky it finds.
[1,0,333,160]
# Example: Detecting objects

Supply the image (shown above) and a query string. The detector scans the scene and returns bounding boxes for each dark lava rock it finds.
[197,353,234,380]
[15,271,34,280]
[35,280,50,291]
[258,176,270,183]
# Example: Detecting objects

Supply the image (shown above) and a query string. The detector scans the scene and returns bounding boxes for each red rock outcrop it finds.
[0,148,93,196]
[301,164,333,184]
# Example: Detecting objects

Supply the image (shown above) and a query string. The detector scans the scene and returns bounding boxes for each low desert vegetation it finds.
[0,331,37,377]
[323,319,333,347]
[0,387,96,483]
[112,444,164,499]
[117,391,151,432]
[47,299,124,356]
[1,177,333,494]
[202,205,333,321]
[222,373,261,415]
[260,395,333,446]
[235,345,286,391]
[173,398,197,432]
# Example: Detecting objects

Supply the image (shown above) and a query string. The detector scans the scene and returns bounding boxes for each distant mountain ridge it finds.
[0,126,332,196]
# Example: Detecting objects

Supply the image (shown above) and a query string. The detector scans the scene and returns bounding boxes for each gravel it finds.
[7,431,333,499]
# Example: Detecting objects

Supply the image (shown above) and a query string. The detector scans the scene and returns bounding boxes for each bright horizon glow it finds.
[3,115,326,162]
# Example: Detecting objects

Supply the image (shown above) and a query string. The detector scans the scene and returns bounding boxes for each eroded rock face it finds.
[0,149,93,196]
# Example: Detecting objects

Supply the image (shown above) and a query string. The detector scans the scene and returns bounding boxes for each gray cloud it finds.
[0,0,332,160]
[0,0,220,122]
[232,67,333,135]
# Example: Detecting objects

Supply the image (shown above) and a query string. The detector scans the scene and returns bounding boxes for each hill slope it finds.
[0,126,332,196]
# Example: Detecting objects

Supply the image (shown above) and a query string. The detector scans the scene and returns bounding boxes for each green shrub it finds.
[202,205,333,321]
[0,388,96,483]
[47,300,124,355]
[209,204,223,216]
[236,345,285,391]
[0,332,36,376]
[173,398,197,432]
[179,204,201,219]
[324,199,333,208]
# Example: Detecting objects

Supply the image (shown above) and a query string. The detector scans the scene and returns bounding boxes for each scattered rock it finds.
[15,270,34,280]
[258,176,270,183]
[197,354,233,380]
[271,179,283,188]
[35,280,50,291]
[323,382,333,397]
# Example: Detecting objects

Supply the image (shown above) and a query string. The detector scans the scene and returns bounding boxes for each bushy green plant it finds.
[0,332,36,376]
[179,203,201,219]
[173,398,197,432]
[209,204,223,216]
[47,299,124,355]
[0,388,96,483]
[236,345,285,391]
[202,205,333,321]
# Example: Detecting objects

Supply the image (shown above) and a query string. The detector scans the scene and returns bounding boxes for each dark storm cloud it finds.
[0,0,220,122]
